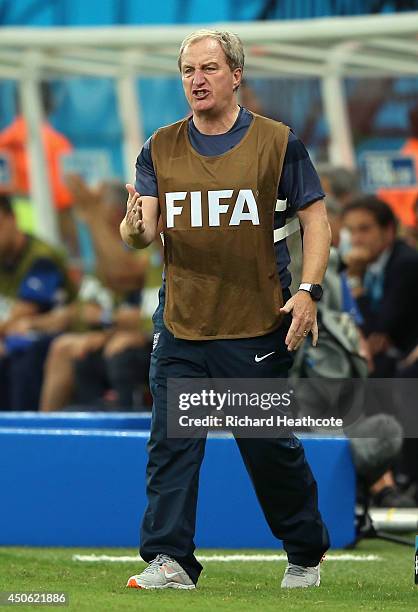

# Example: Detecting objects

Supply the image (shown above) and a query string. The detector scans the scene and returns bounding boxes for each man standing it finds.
[121,30,331,590]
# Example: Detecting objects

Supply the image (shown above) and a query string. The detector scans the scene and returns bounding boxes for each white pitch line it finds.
[72,553,381,563]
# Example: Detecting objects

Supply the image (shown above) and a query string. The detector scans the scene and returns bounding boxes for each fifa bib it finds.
[152,114,289,340]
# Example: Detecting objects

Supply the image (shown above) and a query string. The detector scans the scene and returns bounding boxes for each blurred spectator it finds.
[72,329,150,410]
[343,196,418,506]
[319,165,360,208]
[0,83,77,254]
[67,176,148,293]
[39,177,154,411]
[319,196,365,333]
[342,195,418,377]
[297,196,413,507]
[326,196,378,372]
[39,288,150,411]
[0,194,76,410]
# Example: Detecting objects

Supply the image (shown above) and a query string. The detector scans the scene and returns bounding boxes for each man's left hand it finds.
[280,291,318,351]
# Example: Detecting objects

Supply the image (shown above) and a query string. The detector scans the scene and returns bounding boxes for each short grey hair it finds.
[178,29,245,72]
[318,165,360,198]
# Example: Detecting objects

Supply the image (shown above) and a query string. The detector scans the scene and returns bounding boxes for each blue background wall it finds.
[0,424,355,548]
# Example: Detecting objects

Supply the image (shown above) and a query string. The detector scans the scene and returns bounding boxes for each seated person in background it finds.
[0,194,76,410]
[342,195,418,377]
[322,196,365,331]
[39,280,150,411]
[297,196,414,507]
[342,196,418,507]
[39,177,153,411]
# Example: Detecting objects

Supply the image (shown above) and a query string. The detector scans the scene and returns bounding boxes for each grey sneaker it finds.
[126,554,195,590]
[281,562,321,588]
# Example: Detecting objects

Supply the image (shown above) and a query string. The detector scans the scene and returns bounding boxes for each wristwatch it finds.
[298,283,323,301]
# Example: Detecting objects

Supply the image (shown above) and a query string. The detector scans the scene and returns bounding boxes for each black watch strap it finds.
[298,283,323,301]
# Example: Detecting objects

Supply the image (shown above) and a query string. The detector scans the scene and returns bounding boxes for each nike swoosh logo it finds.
[164,570,183,579]
[255,351,275,363]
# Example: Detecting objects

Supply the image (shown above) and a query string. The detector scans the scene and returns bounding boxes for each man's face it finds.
[180,37,242,115]
[343,209,393,261]
[0,211,16,256]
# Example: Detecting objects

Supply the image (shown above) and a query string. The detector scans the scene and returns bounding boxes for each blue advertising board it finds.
[360,152,416,192]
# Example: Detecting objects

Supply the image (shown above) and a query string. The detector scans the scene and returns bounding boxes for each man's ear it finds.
[232,68,243,92]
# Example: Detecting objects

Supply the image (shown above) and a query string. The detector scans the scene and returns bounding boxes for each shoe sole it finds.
[281,577,320,588]
[127,578,195,590]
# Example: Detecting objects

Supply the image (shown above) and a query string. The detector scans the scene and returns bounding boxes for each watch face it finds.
[311,284,323,301]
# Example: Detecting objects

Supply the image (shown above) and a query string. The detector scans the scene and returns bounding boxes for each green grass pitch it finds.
[0,537,416,611]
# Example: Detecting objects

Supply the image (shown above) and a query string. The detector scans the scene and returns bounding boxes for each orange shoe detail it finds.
[127,577,142,589]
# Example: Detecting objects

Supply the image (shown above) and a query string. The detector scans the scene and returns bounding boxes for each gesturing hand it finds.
[280,291,318,352]
[125,184,145,235]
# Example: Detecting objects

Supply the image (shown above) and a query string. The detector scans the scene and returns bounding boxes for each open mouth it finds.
[192,89,210,100]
